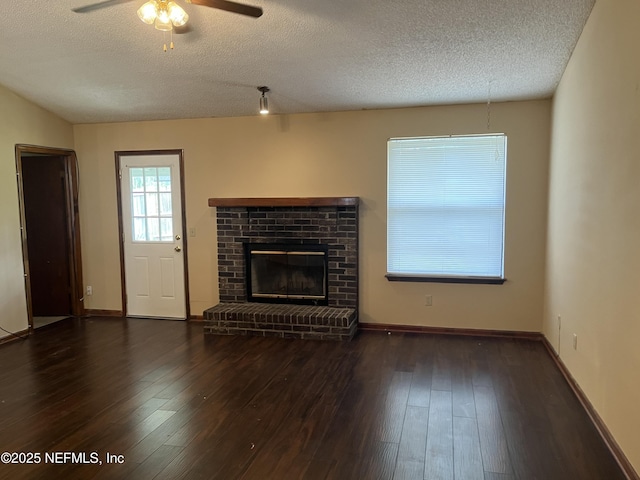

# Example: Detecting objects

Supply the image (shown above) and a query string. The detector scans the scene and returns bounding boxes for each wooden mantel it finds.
[208,197,359,208]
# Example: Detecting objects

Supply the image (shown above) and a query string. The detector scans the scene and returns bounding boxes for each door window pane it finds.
[131,168,145,192]
[158,167,171,191]
[147,217,160,241]
[144,167,158,192]
[161,218,173,241]
[146,193,159,216]
[130,165,174,242]
[132,193,145,217]
[133,217,147,241]
[159,193,172,216]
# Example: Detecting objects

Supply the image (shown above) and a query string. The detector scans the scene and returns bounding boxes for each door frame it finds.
[15,144,85,330]
[115,149,190,319]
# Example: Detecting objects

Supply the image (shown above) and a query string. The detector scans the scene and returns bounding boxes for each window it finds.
[387,134,507,283]
[130,166,174,242]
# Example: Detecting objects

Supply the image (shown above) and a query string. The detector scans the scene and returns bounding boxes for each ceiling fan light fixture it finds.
[155,16,173,31]
[154,7,173,31]
[76,0,262,52]
[258,86,270,115]
[167,2,189,27]
[137,0,159,24]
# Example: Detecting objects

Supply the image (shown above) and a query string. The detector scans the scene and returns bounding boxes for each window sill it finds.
[385,274,506,285]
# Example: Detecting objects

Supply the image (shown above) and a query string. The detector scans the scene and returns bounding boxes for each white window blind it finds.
[387,134,507,280]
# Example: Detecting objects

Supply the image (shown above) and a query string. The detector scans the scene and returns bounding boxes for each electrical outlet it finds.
[86,286,93,296]
[573,333,578,350]
[425,295,433,306]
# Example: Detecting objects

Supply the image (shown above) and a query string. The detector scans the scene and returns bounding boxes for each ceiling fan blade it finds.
[72,0,136,13]
[187,0,263,18]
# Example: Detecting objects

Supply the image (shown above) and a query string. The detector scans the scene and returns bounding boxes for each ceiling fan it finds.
[73,0,262,22]
[73,0,262,50]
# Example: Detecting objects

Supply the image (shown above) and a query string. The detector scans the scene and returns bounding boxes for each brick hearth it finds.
[205,197,359,340]
[204,303,357,341]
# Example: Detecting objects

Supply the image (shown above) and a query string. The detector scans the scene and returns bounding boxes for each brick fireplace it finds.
[204,197,359,340]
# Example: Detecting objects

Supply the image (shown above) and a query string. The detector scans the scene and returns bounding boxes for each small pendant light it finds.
[257,86,270,114]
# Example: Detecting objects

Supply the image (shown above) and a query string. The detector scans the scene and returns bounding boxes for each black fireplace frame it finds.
[244,242,329,306]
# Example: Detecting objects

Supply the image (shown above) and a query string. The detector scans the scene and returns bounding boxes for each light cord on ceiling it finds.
[487,80,501,161]
[487,80,493,131]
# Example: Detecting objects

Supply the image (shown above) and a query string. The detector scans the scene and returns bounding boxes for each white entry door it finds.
[119,153,186,319]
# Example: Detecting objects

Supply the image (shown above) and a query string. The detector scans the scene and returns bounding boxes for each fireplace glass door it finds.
[247,244,328,305]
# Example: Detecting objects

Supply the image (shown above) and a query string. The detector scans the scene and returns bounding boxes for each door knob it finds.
[175,234,181,240]
[175,246,182,252]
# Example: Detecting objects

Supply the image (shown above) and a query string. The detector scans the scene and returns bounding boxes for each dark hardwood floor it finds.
[0,317,626,480]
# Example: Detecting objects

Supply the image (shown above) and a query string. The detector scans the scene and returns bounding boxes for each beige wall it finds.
[75,99,550,331]
[0,85,74,339]
[545,0,640,472]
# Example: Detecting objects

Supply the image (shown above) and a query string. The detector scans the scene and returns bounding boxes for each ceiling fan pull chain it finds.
[161,30,174,52]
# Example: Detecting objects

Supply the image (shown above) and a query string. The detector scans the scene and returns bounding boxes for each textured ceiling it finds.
[0,0,594,124]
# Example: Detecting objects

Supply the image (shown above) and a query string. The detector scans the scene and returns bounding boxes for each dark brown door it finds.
[22,156,72,316]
